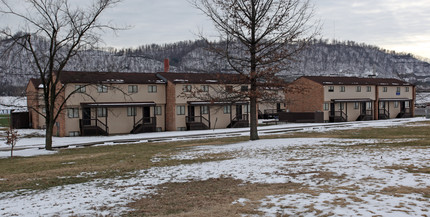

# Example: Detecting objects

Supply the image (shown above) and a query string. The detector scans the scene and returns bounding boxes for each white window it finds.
[339,103,344,110]
[244,104,250,113]
[224,105,231,114]
[354,102,359,109]
[241,86,248,92]
[183,85,192,92]
[97,85,108,93]
[323,103,329,111]
[155,106,162,115]
[201,105,208,114]
[128,85,138,93]
[177,105,185,115]
[75,85,86,93]
[394,101,399,108]
[97,107,107,117]
[405,101,410,108]
[356,86,361,92]
[383,87,388,92]
[396,87,401,94]
[69,131,80,137]
[67,108,79,118]
[340,86,345,92]
[367,102,372,110]
[328,86,334,92]
[127,107,137,116]
[201,85,209,92]
[367,86,372,92]
[148,85,157,93]
[405,87,410,92]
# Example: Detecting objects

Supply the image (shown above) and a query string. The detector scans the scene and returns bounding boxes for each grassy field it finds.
[1,121,429,216]
[0,114,9,128]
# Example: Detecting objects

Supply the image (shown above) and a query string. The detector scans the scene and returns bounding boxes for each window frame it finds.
[223,105,231,114]
[148,85,157,93]
[183,85,192,92]
[97,107,107,117]
[75,85,86,93]
[383,87,388,92]
[127,107,137,116]
[176,105,185,115]
[340,86,345,92]
[201,105,209,114]
[155,106,162,115]
[97,85,108,93]
[356,86,361,92]
[67,108,79,118]
[201,85,209,92]
[328,86,334,92]
[128,85,138,93]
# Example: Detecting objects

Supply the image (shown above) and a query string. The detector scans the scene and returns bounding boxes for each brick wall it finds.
[285,78,324,112]
[165,81,176,131]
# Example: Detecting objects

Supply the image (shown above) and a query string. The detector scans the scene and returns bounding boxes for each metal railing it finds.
[186,116,210,128]
[378,109,390,119]
[79,118,109,134]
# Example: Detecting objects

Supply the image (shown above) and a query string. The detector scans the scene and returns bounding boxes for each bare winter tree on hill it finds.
[0,0,122,150]
[191,0,320,140]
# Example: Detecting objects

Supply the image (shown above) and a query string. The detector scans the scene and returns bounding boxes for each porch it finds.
[378,98,412,120]
[186,101,250,130]
[329,99,373,122]
[79,102,157,136]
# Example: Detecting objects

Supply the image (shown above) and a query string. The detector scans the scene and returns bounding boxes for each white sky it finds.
[1,0,430,59]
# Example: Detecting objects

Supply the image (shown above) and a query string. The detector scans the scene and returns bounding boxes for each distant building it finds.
[285,76,415,122]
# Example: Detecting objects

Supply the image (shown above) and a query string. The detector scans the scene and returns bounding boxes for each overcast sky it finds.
[2,0,430,59]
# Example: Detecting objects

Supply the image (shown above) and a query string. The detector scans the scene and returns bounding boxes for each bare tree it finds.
[191,0,319,140]
[0,0,122,150]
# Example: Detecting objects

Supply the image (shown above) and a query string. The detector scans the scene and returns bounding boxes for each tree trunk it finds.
[45,123,53,150]
[249,94,259,140]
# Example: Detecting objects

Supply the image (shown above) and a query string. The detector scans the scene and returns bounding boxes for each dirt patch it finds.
[127,178,307,217]
[381,186,430,198]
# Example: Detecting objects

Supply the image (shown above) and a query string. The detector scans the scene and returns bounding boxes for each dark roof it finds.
[28,78,42,88]
[301,76,412,86]
[157,72,249,84]
[58,71,165,84]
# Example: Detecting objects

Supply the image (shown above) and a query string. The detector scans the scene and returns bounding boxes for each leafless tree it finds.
[0,0,122,150]
[191,0,320,140]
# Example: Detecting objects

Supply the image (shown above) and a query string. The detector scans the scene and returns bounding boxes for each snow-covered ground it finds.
[0,118,429,216]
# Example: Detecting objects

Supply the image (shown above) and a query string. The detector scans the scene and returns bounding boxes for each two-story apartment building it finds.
[156,72,252,131]
[285,76,415,122]
[27,70,284,136]
[27,71,167,137]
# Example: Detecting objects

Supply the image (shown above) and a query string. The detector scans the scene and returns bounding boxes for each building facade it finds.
[285,76,415,122]
[26,71,283,137]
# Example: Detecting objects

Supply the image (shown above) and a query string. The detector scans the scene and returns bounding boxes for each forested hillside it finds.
[1,38,429,96]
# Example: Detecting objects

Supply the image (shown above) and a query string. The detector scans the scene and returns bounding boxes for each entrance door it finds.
[236,105,243,120]
[400,101,405,113]
[361,102,367,115]
[143,107,151,123]
[188,106,195,122]
[330,103,335,116]
[82,108,91,125]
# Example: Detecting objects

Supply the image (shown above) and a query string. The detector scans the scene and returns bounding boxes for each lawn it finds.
[0,121,429,216]
[0,114,9,128]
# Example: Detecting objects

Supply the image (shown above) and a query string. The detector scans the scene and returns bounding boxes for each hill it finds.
[1,38,429,96]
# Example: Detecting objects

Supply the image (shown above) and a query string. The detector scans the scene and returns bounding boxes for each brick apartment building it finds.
[285,76,415,122]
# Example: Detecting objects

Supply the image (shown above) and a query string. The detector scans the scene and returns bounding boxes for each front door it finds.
[82,108,91,125]
[143,107,151,123]
[236,105,242,120]
[188,106,195,122]
[361,102,367,115]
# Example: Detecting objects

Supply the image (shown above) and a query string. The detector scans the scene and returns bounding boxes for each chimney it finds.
[164,58,169,72]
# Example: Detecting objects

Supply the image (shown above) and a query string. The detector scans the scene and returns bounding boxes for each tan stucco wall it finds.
[63,83,166,136]
[324,85,376,101]
[377,86,413,99]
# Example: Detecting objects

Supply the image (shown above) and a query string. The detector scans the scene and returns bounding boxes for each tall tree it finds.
[0,0,122,150]
[191,0,320,140]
